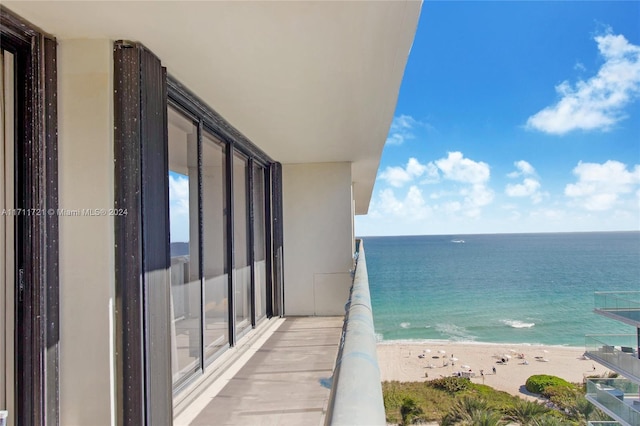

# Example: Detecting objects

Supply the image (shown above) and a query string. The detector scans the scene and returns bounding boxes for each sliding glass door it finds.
[233,152,251,336]
[202,132,229,360]
[168,107,201,386]
[253,164,268,322]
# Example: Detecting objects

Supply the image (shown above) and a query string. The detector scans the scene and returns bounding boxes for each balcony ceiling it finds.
[4,1,421,214]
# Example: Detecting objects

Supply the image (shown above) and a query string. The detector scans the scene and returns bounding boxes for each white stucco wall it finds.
[282,163,354,316]
[58,39,115,426]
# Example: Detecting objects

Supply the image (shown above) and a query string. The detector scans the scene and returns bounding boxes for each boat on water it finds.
[451,239,465,243]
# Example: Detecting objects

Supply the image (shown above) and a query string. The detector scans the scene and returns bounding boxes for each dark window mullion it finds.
[197,119,205,371]
[226,143,236,346]
[248,159,256,327]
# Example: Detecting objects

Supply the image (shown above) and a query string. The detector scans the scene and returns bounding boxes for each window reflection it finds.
[233,152,251,334]
[202,132,229,359]
[166,100,274,390]
[253,165,267,320]
[168,106,201,385]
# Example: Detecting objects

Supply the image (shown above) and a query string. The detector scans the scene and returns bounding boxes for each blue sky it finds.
[356,1,640,236]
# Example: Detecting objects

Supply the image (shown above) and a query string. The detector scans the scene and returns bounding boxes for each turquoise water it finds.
[364,232,639,347]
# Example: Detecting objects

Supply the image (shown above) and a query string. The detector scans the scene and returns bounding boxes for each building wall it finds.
[58,39,115,426]
[282,163,354,316]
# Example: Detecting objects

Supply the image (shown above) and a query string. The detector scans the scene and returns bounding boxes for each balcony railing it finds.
[586,378,640,426]
[594,292,640,327]
[587,422,621,426]
[326,240,386,426]
[585,335,640,382]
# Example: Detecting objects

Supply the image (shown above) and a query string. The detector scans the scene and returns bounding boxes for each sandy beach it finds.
[377,341,604,400]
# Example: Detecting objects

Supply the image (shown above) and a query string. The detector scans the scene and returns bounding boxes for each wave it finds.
[375,333,384,342]
[434,323,477,341]
[400,322,411,329]
[501,319,535,329]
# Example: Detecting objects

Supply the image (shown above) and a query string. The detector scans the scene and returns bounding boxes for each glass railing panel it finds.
[594,292,640,323]
[585,335,640,380]
[586,378,640,426]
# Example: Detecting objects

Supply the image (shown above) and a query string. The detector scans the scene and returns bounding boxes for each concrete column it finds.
[58,39,115,426]
[282,162,353,315]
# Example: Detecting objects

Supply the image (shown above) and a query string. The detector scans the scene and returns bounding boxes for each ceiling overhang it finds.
[4,0,422,214]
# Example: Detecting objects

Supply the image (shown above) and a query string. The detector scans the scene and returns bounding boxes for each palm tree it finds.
[505,399,551,425]
[466,409,507,426]
[400,397,424,425]
[571,396,595,424]
[441,397,506,426]
[528,414,570,426]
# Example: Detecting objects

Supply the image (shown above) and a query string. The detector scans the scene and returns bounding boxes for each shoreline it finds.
[377,339,585,349]
[377,341,601,400]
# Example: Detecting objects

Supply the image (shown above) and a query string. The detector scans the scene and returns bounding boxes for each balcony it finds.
[173,239,383,425]
[585,335,640,382]
[594,292,640,327]
[586,378,640,426]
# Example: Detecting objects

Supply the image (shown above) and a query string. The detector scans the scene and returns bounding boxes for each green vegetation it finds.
[383,374,612,425]
[525,375,574,394]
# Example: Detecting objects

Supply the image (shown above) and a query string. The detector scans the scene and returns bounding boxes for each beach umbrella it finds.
[503,354,512,359]
[461,364,470,369]
[509,349,517,353]
[423,349,431,353]
[451,357,459,361]
[438,350,446,354]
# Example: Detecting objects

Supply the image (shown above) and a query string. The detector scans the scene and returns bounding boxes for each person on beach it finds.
[492,366,496,374]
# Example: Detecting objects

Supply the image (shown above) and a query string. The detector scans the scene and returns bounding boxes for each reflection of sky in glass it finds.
[169,170,190,243]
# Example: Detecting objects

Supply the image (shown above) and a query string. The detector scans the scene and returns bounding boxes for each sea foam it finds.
[502,319,535,329]
[435,323,477,341]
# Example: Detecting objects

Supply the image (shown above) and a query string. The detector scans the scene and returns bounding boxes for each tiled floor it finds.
[186,316,343,426]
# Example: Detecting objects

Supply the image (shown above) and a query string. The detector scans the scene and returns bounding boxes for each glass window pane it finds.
[168,106,201,385]
[253,165,267,320]
[233,152,251,335]
[202,132,229,359]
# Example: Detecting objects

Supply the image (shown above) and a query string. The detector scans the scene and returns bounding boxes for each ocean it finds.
[363,231,639,347]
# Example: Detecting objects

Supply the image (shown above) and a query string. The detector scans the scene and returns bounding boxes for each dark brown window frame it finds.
[113,40,172,426]
[0,6,59,426]
[114,40,284,423]
[167,77,277,369]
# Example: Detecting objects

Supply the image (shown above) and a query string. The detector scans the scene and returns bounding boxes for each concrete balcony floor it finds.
[175,316,343,426]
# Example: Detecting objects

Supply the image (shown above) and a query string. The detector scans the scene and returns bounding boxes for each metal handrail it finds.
[326,240,385,426]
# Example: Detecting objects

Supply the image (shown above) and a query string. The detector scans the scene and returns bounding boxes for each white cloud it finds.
[373,152,496,223]
[169,173,191,242]
[435,152,494,215]
[526,30,640,134]
[505,161,546,203]
[435,151,490,184]
[377,186,431,220]
[386,114,418,145]
[507,160,536,178]
[574,62,587,72]
[506,178,541,197]
[565,160,640,210]
[169,173,190,215]
[379,157,437,187]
